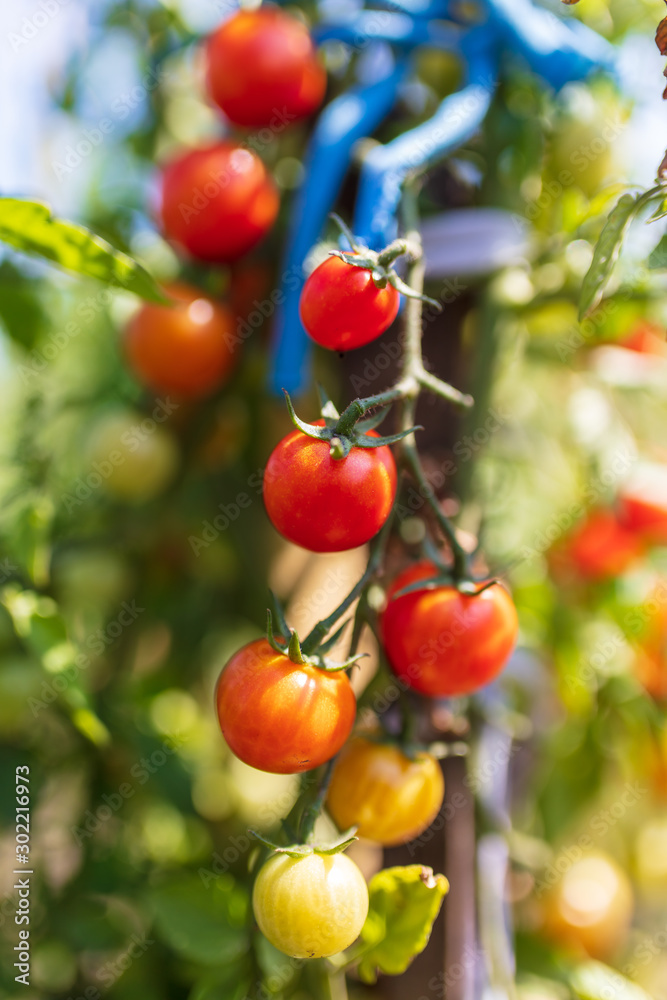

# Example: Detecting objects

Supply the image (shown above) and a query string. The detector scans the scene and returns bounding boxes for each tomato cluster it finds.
[123,8,326,401]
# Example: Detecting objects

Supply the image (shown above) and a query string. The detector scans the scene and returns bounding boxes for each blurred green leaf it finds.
[0,198,164,302]
[356,865,449,984]
[648,234,667,270]
[0,262,48,349]
[150,875,249,966]
[569,961,652,1000]
[578,193,639,319]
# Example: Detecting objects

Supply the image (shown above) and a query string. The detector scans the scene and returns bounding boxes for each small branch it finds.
[402,443,468,581]
[417,367,474,409]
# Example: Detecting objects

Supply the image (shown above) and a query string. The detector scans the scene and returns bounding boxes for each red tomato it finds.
[299,255,400,352]
[380,561,518,697]
[206,8,326,129]
[159,143,279,263]
[123,283,237,398]
[263,421,397,552]
[551,509,644,582]
[617,322,667,357]
[618,464,667,546]
[215,638,356,774]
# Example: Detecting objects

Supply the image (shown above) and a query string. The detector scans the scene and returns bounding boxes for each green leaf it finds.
[647,195,667,222]
[578,193,640,319]
[648,234,667,270]
[150,875,249,966]
[568,961,653,1000]
[0,198,164,302]
[356,865,449,983]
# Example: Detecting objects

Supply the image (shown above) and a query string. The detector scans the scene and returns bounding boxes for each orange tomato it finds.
[550,509,644,582]
[216,639,356,774]
[541,853,633,960]
[326,737,444,845]
[124,284,237,399]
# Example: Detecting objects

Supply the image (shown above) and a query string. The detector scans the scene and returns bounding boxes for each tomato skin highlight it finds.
[263,422,397,553]
[123,284,237,399]
[380,561,519,697]
[300,255,400,352]
[159,143,279,263]
[206,8,326,129]
[327,737,444,845]
[252,851,369,959]
[215,639,356,774]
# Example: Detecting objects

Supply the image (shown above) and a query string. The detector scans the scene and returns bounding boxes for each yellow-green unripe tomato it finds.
[252,851,369,959]
[86,410,179,503]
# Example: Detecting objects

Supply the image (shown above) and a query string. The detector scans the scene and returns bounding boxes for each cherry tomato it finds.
[541,853,633,960]
[252,851,369,958]
[300,255,400,352]
[215,639,356,774]
[617,322,667,357]
[263,421,396,552]
[618,463,667,546]
[380,561,518,697]
[123,284,236,399]
[160,143,279,263]
[206,7,326,129]
[86,410,179,503]
[550,509,644,582]
[326,737,444,845]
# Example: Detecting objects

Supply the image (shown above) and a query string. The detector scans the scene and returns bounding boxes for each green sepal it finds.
[282,390,330,441]
[355,407,391,433]
[354,425,423,448]
[265,609,286,654]
[249,827,359,859]
[329,212,366,254]
[268,590,290,639]
[313,828,359,855]
[329,249,377,271]
[287,630,305,664]
[388,272,442,311]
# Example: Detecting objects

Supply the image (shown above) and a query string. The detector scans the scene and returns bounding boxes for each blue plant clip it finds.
[269,0,618,394]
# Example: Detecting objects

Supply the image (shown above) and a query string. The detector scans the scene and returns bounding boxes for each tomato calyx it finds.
[266,608,364,673]
[329,213,442,309]
[283,389,421,460]
[250,826,359,858]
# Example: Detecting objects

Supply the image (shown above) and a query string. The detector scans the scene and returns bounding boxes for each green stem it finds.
[334,382,416,437]
[298,758,336,843]
[300,515,392,655]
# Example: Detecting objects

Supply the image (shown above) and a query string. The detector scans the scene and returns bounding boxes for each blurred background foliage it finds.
[2,0,667,998]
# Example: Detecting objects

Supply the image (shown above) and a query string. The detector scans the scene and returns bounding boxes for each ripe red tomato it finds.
[380,561,518,697]
[263,422,397,552]
[206,8,326,129]
[159,143,279,263]
[550,509,644,582]
[299,255,400,352]
[123,284,236,399]
[216,639,356,774]
[326,737,444,845]
[617,464,667,546]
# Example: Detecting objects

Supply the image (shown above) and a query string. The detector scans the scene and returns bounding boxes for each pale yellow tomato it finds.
[252,851,369,959]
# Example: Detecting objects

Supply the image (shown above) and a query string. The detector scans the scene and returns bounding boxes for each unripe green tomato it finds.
[252,852,369,959]
[86,410,179,503]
